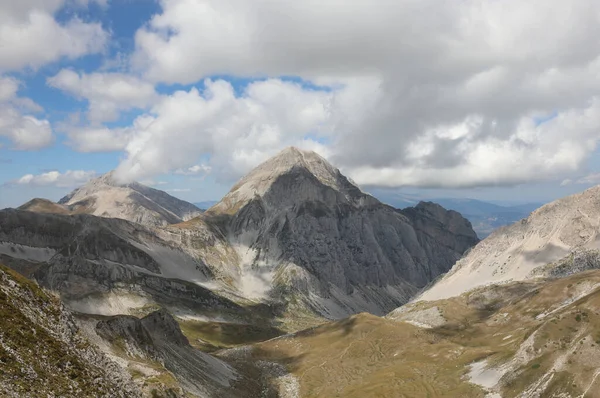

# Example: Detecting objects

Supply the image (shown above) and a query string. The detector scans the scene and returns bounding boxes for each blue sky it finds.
[1,0,600,210]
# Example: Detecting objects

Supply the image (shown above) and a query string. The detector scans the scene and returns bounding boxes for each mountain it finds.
[0,263,140,397]
[368,189,542,238]
[0,208,253,320]
[189,147,479,319]
[3,147,478,322]
[433,198,542,238]
[419,185,600,301]
[193,201,218,210]
[0,147,480,396]
[52,171,202,227]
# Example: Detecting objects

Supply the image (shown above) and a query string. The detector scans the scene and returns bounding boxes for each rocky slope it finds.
[0,263,140,397]
[186,147,479,318]
[91,309,256,397]
[51,171,202,227]
[0,209,251,320]
[419,185,600,301]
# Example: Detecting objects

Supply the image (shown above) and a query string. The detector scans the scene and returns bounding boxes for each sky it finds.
[2,0,600,209]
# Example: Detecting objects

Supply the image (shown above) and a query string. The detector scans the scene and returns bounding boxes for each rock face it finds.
[96,309,241,398]
[56,171,201,227]
[0,263,140,398]
[197,147,479,317]
[419,185,600,301]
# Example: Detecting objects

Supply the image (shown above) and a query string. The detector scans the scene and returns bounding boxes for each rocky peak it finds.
[209,147,378,214]
[56,171,201,227]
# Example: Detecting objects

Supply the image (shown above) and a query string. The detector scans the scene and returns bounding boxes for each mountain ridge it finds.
[17,171,202,227]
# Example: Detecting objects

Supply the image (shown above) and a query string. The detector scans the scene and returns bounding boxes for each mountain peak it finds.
[56,171,201,227]
[209,147,376,214]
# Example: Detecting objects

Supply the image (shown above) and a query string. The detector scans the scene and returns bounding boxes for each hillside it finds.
[0,263,139,397]
[419,185,600,301]
[226,269,600,397]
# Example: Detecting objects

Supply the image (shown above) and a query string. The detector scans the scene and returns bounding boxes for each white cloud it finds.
[14,170,96,188]
[0,1,108,72]
[166,188,191,193]
[100,78,331,182]
[48,69,158,123]
[569,173,600,185]
[140,179,168,187]
[174,164,212,176]
[0,76,53,150]
[65,0,600,188]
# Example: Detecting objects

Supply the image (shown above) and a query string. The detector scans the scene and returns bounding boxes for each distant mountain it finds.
[193,201,218,210]
[19,172,202,227]
[368,190,542,238]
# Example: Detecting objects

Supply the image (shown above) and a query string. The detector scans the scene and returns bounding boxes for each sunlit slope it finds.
[226,270,600,397]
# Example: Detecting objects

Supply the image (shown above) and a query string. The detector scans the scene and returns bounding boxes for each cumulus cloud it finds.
[60,0,600,188]
[577,173,600,185]
[0,76,54,150]
[0,1,107,72]
[48,69,158,123]
[101,78,331,182]
[13,170,96,188]
[562,172,600,186]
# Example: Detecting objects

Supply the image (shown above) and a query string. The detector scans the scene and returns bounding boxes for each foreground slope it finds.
[48,171,202,227]
[0,264,139,397]
[420,185,600,301]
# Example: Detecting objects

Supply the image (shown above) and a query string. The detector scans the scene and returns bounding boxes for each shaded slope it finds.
[93,309,252,398]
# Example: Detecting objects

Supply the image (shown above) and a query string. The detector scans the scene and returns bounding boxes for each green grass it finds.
[178,319,284,352]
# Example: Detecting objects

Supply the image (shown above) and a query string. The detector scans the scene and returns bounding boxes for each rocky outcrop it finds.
[53,171,201,227]
[418,185,600,301]
[0,263,140,398]
[95,309,244,397]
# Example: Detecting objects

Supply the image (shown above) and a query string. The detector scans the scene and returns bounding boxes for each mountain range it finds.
[2,147,600,397]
